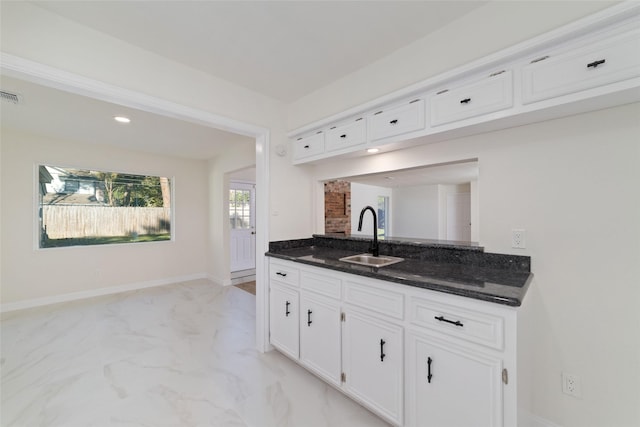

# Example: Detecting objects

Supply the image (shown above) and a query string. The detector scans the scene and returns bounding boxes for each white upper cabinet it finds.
[326,118,367,153]
[288,5,640,165]
[293,132,325,161]
[522,28,640,104]
[430,71,513,126]
[368,98,426,142]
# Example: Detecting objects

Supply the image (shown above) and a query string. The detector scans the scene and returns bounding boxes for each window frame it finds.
[34,163,175,250]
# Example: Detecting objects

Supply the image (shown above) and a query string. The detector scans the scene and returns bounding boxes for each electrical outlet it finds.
[562,372,582,398]
[512,229,526,249]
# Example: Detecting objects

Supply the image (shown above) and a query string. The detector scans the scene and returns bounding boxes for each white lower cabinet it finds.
[342,309,404,426]
[268,258,517,427]
[299,291,342,386]
[406,330,504,427]
[269,283,299,359]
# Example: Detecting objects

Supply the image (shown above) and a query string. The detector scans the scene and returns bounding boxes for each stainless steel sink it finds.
[339,254,404,268]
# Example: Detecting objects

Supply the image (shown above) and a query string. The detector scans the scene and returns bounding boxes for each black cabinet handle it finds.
[427,357,433,383]
[340,134,347,139]
[285,301,290,317]
[303,145,310,149]
[389,119,398,125]
[460,98,471,104]
[276,272,287,277]
[380,339,386,362]
[434,315,464,327]
[587,59,605,68]
[307,309,313,326]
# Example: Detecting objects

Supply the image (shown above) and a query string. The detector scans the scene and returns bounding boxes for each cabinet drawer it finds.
[293,132,325,160]
[409,296,504,351]
[300,269,342,300]
[522,29,640,104]
[270,260,300,287]
[369,98,425,141]
[325,118,367,152]
[430,71,513,126]
[344,279,404,320]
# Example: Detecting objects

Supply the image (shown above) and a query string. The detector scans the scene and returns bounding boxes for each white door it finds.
[406,331,503,427]
[229,182,255,272]
[342,310,404,426]
[299,292,342,387]
[446,192,471,241]
[269,283,299,359]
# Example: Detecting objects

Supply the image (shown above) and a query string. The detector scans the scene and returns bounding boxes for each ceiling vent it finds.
[0,90,22,104]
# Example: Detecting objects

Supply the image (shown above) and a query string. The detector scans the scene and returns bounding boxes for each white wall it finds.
[310,103,640,427]
[350,182,391,237]
[392,184,439,239]
[0,127,209,304]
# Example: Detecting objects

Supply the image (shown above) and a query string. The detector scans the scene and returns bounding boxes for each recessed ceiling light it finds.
[114,116,131,123]
[367,148,380,154]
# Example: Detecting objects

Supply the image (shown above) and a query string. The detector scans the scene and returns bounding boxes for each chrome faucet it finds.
[357,206,379,257]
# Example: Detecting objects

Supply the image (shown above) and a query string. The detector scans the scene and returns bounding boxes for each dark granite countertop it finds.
[266,236,533,307]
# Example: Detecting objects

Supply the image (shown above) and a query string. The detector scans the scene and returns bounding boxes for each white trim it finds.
[288,1,640,137]
[520,411,564,427]
[0,53,265,138]
[0,273,208,313]
[1,53,271,352]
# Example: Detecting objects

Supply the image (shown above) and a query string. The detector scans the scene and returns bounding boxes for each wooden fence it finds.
[43,205,170,238]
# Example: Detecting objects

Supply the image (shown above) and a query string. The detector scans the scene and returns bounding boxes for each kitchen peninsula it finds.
[266,234,533,426]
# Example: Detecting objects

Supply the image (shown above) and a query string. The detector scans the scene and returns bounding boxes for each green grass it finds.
[42,233,171,248]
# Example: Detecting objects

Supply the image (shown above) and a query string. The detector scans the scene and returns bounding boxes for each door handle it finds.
[380,339,386,362]
[307,309,313,326]
[285,301,290,317]
[427,357,433,383]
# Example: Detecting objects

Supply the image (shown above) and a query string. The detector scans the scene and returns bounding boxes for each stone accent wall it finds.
[324,180,351,234]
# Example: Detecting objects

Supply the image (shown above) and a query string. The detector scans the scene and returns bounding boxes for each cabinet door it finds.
[522,29,640,104]
[325,119,367,153]
[269,283,299,359]
[299,293,342,386]
[368,98,425,142]
[343,310,403,426]
[293,132,325,161]
[406,331,503,427]
[430,71,513,126]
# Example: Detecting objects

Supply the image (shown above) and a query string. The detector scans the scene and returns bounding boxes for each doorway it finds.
[229,167,257,285]
[446,192,471,241]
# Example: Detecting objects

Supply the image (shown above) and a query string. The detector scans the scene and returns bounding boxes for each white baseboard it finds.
[206,274,232,287]
[0,273,209,313]
[230,275,256,286]
[520,410,563,427]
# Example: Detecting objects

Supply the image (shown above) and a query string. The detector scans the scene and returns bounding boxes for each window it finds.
[377,196,389,238]
[38,165,172,248]
[229,188,252,229]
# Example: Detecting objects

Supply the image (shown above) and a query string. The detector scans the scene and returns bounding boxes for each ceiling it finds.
[31,0,486,102]
[1,1,486,160]
[0,76,254,159]
[345,160,479,188]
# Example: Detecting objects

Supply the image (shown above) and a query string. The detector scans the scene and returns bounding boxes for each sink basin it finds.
[339,254,404,268]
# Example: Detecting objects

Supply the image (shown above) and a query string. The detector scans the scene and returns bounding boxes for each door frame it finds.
[1,53,272,352]
[229,179,256,274]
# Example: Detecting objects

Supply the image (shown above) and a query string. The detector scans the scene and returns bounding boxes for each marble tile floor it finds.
[0,280,390,427]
